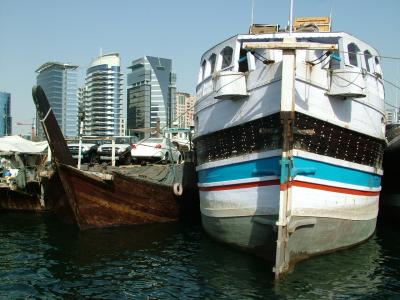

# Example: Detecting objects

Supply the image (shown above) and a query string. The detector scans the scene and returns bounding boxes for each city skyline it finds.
[1,0,399,135]
[31,54,189,138]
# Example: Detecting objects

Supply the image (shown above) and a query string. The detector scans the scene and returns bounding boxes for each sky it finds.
[0,0,399,135]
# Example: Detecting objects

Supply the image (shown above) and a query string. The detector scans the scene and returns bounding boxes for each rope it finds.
[40,108,52,123]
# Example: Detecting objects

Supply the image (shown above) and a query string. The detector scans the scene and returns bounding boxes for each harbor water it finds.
[1,211,400,299]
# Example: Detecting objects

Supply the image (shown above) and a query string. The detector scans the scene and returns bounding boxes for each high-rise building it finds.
[83,53,123,136]
[386,107,400,124]
[126,56,176,136]
[36,62,78,138]
[0,91,11,136]
[119,117,126,136]
[175,92,195,128]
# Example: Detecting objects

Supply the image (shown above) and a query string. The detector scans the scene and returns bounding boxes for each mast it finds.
[251,0,254,26]
[289,0,294,35]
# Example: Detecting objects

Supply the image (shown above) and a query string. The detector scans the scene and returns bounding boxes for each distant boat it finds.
[0,135,50,211]
[32,85,197,230]
[193,17,386,278]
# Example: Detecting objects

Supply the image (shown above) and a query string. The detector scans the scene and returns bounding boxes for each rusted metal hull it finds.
[57,164,181,230]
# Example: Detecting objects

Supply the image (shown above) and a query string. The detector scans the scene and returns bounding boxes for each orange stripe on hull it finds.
[281,180,380,196]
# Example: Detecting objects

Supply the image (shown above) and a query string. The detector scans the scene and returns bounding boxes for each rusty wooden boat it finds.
[0,184,42,211]
[32,85,196,229]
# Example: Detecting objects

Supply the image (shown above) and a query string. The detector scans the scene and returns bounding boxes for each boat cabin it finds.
[196,28,383,101]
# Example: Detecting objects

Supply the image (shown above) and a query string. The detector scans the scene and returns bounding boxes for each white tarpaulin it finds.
[0,135,48,154]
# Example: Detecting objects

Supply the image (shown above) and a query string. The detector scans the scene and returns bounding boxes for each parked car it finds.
[97,136,139,165]
[131,137,182,164]
[67,139,102,164]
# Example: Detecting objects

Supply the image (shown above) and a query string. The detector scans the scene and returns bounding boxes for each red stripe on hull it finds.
[283,180,380,196]
[201,179,380,196]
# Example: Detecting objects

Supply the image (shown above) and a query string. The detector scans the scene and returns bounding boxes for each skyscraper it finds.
[0,91,11,136]
[36,62,78,138]
[386,107,400,125]
[126,56,176,135]
[83,53,123,136]
[175,92,195,128]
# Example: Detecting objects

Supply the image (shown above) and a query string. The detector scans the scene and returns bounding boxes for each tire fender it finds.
[173,182,183,196]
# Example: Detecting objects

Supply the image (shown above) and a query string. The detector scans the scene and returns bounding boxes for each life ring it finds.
[173,183,183,196]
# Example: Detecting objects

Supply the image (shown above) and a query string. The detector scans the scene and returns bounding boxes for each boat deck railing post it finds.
[111,139,116,167]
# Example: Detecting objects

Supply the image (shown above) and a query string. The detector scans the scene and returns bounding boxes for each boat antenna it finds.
[251,0,255,26]
[289,0,294,35]
[329,0,334,30]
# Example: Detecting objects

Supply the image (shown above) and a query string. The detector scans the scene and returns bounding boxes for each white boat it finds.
[193,17,386,278]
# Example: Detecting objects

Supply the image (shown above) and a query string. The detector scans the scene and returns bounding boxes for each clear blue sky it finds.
[1,0,399,135]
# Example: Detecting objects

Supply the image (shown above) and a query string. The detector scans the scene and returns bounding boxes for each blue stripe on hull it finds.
[198,156,281,184]
[292,157,381,188]
[198,155,381,188]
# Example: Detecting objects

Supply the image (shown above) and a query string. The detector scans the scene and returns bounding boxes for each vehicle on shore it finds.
[97,136,138,165]
[67,139,102,164]
[131,137,182,164]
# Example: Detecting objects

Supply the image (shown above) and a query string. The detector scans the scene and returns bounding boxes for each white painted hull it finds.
[194,31,385,275]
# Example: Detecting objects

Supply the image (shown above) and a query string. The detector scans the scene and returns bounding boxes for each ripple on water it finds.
[0,212,400,299]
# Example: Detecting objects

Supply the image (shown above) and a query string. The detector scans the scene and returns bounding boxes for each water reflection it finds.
[0,212,400,299]
[275,233,385,299]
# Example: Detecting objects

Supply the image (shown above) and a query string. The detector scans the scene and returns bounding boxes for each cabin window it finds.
[238,48,249,72]
[201,59,207,80]
[221,46,233,69]
[374,56,382,77]
[347,43,360,67]
[364,50,372,72]
[209,54,217,74]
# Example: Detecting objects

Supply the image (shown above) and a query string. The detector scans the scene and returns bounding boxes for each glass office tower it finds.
[36,62,78,138]
[0,91,11,136]
[127,56,176,135]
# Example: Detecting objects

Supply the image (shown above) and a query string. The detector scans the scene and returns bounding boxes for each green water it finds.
[0,212,399,299]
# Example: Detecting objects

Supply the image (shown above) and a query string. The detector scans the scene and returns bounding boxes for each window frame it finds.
[347,43,360,67]
[363,50,373,73]
[220,46,234,70]
[209,53,217,75]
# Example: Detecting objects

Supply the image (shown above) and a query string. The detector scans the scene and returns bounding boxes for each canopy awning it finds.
[0,135,48,154]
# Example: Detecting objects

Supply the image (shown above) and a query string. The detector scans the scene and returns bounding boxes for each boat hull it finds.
[197,149,381,270]
[57,164,181,230]
[0,183,44,211]
[201,213,376,264]
[379,133,400,223]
